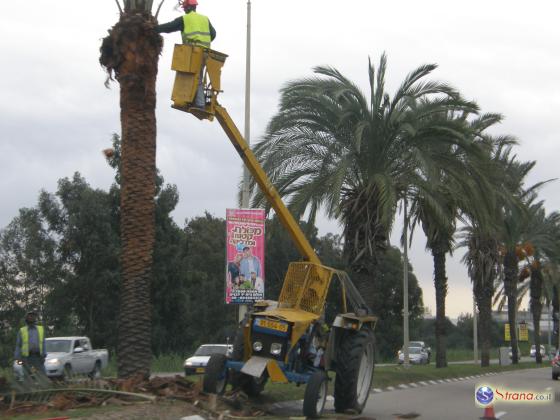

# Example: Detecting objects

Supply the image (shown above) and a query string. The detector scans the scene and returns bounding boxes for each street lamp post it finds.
[239,0,252,323]
[403,199,410,367]
[241,0,252,208]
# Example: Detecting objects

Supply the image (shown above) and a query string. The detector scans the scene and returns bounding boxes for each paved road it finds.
[378,356,536,367]
[270,368,559,419]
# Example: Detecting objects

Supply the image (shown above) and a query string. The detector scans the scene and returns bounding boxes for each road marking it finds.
[386,386,396,391]
[419,381,428,385]
[496,411,507,418]
[398,384,409,389]
[373,388,383,393]
[429,380,438,384]
[409,382,419,387]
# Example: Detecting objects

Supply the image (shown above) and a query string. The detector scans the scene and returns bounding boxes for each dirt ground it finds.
[77,400,204,419]
[1,375,270,419]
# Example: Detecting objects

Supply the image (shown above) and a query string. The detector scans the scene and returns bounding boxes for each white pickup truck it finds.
[44,336,109,378]
[15,336,109,380]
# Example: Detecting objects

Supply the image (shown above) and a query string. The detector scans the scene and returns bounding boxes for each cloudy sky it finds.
[1,0,558,317]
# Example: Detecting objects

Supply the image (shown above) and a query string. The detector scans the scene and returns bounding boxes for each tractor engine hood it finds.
[253,307,319,348]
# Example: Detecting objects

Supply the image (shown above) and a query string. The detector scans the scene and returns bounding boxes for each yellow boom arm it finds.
[170,44,320,266]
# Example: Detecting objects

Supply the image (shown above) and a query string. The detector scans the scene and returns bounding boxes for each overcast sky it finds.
[1,0,558,318]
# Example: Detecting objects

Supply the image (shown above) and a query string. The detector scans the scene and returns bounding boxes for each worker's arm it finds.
[209,20,216,41]
[156,16,184,33]
[14,331,22,360]
[157,17,215,41]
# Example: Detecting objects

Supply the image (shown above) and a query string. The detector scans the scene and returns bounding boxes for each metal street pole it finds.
[241,0,252,209]
[473,295,478,364]
[239,0,252,323]
[403,199,410,367]
[548,301,552,353]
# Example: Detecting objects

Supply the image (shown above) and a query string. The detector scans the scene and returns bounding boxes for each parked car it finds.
[408,341,432,363]
[14,336,108,380]
[398,347,429,365]
[184,344,232,375]
[530,344,546,358]
[552,349,560,381]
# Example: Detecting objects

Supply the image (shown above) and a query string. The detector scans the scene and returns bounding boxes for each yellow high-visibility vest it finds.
[20,325,44,357]
[182,12,211,48]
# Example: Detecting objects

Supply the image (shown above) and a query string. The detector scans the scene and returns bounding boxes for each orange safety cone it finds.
[480,405,497,419]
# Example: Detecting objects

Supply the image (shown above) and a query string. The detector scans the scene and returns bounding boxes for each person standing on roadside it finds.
[14,311,47,376]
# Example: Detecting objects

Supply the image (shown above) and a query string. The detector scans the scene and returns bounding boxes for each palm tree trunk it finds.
[473,278,493,367]
[468,235,498,367]
[100,9,162,379]
[503,250,519,364]
[530,264,543,364]
[342,199,388,312]
[432,245,448,368]
[553,285,560,350]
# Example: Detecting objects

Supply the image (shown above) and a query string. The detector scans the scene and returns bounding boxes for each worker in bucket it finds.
[157,0,216,109]
[14,311,47,378]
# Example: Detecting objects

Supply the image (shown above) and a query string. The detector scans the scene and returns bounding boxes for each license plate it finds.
[257,319,288,332]
[196,367,205,373]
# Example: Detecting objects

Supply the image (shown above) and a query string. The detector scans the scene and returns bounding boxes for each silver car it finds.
[398,346,429,364]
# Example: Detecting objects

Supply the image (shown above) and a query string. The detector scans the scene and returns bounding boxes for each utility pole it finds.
[239,0,252,323]
[473,295,478,364]
[403,199,410,367]
[548,300,552,354]
[241,0,252,209]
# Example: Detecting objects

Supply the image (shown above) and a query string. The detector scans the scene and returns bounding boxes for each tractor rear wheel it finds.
[334,328,375,413]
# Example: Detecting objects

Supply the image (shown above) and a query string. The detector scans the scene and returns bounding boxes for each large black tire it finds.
[334,328,375,413]
[241,373,268,397]
[303,370,328,418]
[231,316,267,396]
[203,354,228,395]
[553,371,559,381]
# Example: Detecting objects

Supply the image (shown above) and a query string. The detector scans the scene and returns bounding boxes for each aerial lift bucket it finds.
[171,44,227,120]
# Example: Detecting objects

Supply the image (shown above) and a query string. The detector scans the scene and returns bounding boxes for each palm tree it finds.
[542,264,560,350]
[250,54,475,313]
[498,165,553,364]
[100,0,162,378]
[460,225,500,367]
[459,132,518,367]
[407,109,500,367]
[496,207,560,363]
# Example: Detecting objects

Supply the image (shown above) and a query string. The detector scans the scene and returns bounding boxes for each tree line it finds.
[0,134,424,366]
[249,54,560,367]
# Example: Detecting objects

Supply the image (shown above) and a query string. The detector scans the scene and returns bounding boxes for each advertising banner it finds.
[519,322,529,342]
[225,208,265,304]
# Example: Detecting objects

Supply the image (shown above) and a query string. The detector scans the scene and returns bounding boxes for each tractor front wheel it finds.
[203,353,229,395]
[303,370,328,418]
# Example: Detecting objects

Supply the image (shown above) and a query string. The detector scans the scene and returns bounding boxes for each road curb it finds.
[371,369,515,394]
